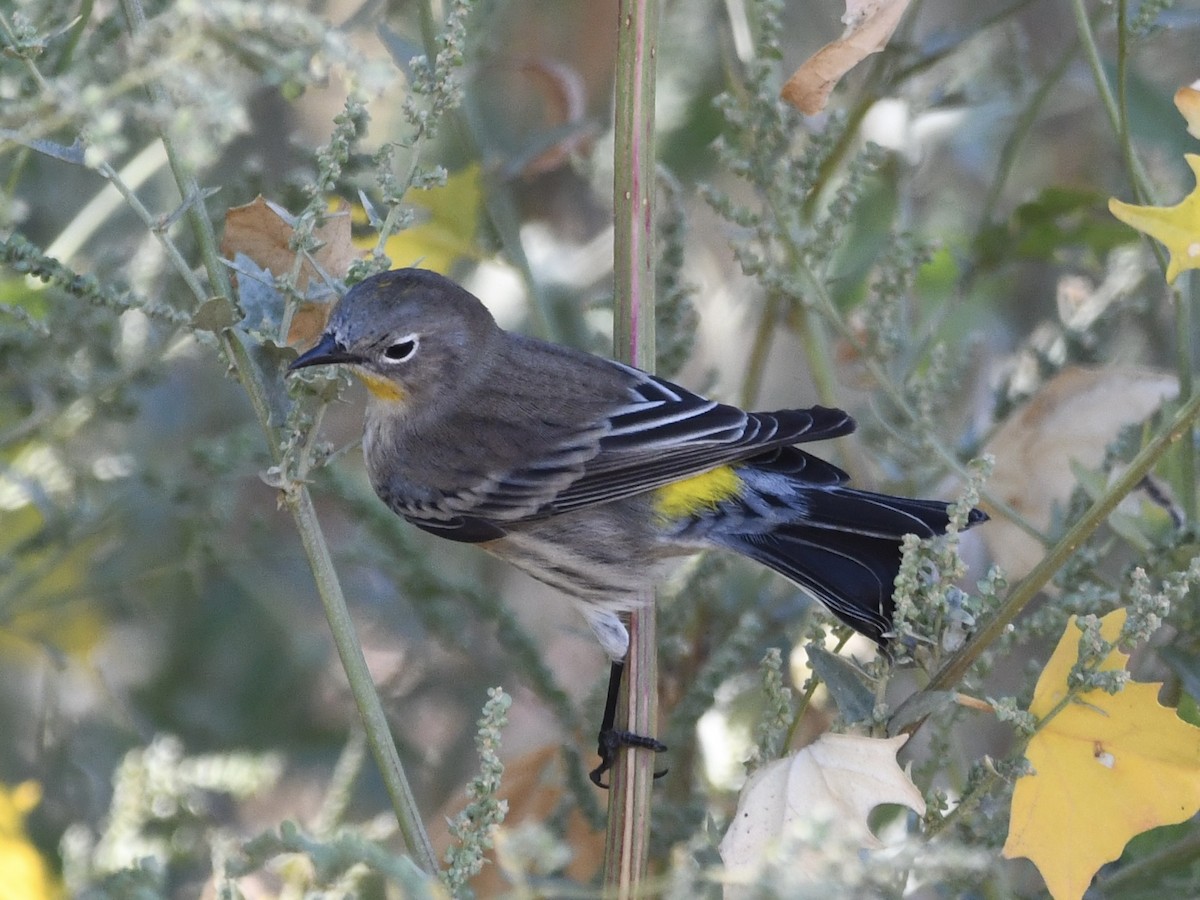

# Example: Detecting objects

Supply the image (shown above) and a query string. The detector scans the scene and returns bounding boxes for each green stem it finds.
[413,0,556,340]
[977,37,1078,233]
[48,142,169,264]
[1114,0,1141,203]
[1094,828,1200,897]
[925,766,1000,840]
[117,0,435,871]
[1069,0,1157,208]
[1110,1,1194,522]
[605,0,660,890]
[1071,0,1121,139]
[115,23,232,304]
[283,484,437,871]
[785,633,849,750]
[1182,275,1199,523]
[92,159,208,303]
[923,386,1200,696]
[739,291,782,409]
[54,0,94,73]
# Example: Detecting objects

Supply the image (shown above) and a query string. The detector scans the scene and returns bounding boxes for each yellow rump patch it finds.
[353,368,407,403]
[655,465,743,521]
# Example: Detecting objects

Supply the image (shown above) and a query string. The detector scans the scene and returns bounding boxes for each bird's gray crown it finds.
[328,268,497,351]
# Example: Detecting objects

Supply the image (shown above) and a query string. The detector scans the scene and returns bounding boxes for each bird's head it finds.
[288,268,499,407]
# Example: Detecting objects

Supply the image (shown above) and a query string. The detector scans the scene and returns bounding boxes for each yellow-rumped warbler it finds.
[289,267,986,781]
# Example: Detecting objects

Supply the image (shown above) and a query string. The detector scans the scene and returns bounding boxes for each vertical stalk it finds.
[1110,0,1195,519]
[605,0,660,892]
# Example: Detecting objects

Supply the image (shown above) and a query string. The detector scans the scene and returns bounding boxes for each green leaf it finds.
[806,644,874,723]
[192,296,239,333]
[1159,646,1200,709]
[977,186,1137,268]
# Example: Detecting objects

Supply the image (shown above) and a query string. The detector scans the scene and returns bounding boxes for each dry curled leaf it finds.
[221,196,357,290]
[221,197,360,346]
[781,0,911,115]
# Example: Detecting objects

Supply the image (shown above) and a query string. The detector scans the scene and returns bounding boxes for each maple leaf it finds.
[1109,154,1200,283]
[720,733,924,876]
[1003,608,1200,900]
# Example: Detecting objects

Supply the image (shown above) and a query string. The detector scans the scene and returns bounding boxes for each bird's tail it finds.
[715,477,987,644]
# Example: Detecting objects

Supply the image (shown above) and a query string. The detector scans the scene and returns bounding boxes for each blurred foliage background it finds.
[2,0,1200,895]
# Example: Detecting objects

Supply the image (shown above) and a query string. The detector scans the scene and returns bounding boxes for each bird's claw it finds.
[589,728,668,788]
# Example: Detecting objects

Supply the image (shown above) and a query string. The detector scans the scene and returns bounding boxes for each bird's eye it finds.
[381,335,419,363]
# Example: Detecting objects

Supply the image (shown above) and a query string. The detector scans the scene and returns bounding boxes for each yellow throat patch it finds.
[654,465,742,521]
[353,368,407,403]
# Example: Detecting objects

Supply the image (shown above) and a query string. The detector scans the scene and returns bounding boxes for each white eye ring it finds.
[381,334,419,364]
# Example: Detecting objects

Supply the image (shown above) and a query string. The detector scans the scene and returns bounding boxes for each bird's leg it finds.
[589,659,668,788]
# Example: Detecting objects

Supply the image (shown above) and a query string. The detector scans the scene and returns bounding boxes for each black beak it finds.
[288,333,361,371]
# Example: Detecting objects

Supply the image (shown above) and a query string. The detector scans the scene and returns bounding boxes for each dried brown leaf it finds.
[781,0,911,115]
[984,366,1178,577]
[221,196,361,346]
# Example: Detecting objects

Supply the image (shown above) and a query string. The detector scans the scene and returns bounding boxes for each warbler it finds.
[288,267,986,781]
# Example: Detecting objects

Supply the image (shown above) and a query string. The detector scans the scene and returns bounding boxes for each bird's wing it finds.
[412,367,855,533]
[544,374,855,514]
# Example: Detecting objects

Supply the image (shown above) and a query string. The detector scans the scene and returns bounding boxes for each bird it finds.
[287,267,987,783]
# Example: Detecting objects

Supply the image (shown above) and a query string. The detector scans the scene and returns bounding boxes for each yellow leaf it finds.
[720,733,924,876]
[0,781,63,900]
[1003,609,1200,900]
[359,164,483,275]
[1109,154,1200,283]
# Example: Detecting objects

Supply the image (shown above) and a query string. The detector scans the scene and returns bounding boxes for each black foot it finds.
[589,728,668,788]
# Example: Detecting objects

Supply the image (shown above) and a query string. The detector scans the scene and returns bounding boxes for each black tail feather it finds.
[718,485,988,644]
[719,525,903,644]
[798,487,965,539]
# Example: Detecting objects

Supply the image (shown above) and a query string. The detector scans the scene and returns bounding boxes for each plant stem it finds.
[413,0,556,340]
[117,0,435,871]
[1094,828,1200,897]
[1077,0,1195,524]
[1182,275,1199,523]
[282,483,437,871]
[976,37,1078,234]
[605,0,660,891]
[923,386,1200,697]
